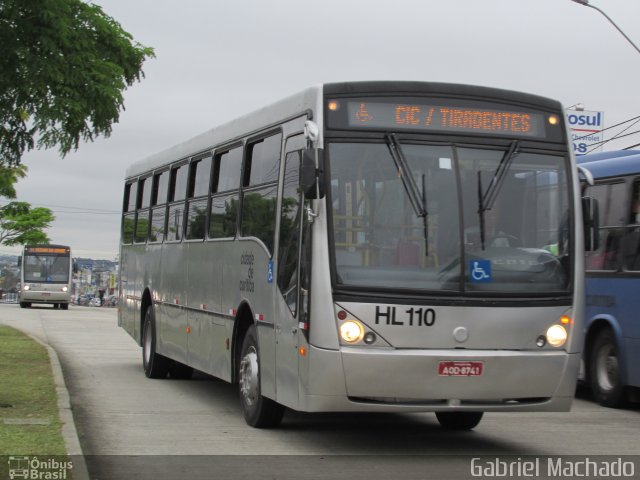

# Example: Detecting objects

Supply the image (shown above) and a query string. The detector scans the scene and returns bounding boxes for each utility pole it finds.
[570,0,640,57]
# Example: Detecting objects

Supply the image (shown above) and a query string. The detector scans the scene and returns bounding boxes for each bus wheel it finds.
[61,303,69,310]
[435,412,483,430]
[590,329,625,408]
[19,302,26,309]
[169,361,194,379]
[142,307,170,379]
[238,325,284,428]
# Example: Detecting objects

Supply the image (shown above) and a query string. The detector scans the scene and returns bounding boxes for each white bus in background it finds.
[119,81,597,430]
[19,245,72,309]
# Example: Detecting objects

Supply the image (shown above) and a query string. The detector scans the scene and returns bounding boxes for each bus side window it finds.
[135,176,151,243]
[124,181,137,213]
[585,181,626,271]
[240,133,282,253]
[622,180,640,271]
[186,156,212,240]
[122,182,137,244]
[166,164,188,242]
[630,180,640,224]
[150,170,169,243]
[209,146,242,239]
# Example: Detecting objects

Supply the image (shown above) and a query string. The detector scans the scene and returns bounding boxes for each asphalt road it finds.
[2,303,639,479]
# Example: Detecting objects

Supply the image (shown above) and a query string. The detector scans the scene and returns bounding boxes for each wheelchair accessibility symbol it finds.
[267,260,274,284]
[470,260,492,283]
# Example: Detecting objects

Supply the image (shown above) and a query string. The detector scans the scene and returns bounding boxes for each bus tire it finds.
[142,307,170,379]
[61,303,69,310]
[435,411,483,430]
[169,361,194,379]
[238,325,285,428]
[589,328,626,408]
[19,302,27,309]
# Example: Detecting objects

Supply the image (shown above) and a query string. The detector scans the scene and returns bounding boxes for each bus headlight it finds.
[61,286,68,292]
[546,324,568,347]
[23,285,30,291]
[340,320,364,343]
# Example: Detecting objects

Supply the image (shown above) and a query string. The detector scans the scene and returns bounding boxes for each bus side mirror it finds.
[582,196,599,251]
[17,257,21,267]
[301,148,325,199]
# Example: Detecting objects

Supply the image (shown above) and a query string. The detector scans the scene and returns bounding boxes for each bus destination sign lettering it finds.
[348,101,541,137]
[327,97,554,139]
[26,247,69,254]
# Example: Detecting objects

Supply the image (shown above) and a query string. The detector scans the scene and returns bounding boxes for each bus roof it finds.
[125,81,564,180]
[577,150,640,163]
[577,150,640,180]
[125,85,323,179]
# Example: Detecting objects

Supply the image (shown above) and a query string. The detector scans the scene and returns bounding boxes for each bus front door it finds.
[274,140,305,408]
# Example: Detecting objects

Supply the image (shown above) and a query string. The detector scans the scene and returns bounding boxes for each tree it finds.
[0,0,154,166]
[0,164,53,245]
[0,202,53,245]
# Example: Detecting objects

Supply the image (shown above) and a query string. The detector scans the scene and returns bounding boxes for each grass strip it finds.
[0,325,66,455]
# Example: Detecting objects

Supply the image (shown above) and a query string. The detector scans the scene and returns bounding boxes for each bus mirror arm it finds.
[582,196,600,251]
[301,148,325,200]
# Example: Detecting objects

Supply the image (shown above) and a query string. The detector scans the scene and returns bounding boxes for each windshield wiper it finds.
[477,140,519,250]
[385,133,429,255]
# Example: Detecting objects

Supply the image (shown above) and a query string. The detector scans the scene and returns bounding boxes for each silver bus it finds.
[19,245,72,309]
[119,81,595,430]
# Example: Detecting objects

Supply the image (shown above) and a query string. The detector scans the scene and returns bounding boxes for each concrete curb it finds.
[26,333,91,480]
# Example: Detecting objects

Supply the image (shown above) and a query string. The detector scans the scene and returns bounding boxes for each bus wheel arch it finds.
[586,321,626,408]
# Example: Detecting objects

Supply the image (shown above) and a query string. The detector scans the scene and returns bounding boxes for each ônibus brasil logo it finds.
[7,456,73,480]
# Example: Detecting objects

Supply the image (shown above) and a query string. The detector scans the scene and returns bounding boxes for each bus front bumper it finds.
[20,291,70,303]
[298,346,579,413]
[342,347,578,409]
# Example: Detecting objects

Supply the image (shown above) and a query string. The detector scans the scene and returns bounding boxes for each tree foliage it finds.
[0,201,53,245]
[0,0,155,165]
[0,165,53,245]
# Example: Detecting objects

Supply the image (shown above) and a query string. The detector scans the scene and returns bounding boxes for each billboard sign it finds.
[566,110,605,155]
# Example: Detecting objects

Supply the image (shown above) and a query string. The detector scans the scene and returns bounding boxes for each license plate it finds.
[41,292,51,297]
[438,361,483,376]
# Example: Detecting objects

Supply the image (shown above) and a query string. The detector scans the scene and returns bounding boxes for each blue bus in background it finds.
[578,150,640,407]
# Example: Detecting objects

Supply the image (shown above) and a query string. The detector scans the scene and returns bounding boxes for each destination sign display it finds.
[26,247,69,255]
[326,97,561,140]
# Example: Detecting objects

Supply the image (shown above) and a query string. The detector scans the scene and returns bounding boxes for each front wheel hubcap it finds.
[239,346,259,407]
[596,345,618,391]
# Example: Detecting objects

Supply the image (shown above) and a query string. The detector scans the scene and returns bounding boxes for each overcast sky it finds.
[7,0,640,259]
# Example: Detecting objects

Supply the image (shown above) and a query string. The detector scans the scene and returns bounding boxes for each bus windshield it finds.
[24,253,70,283]
[328,142,571,294]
